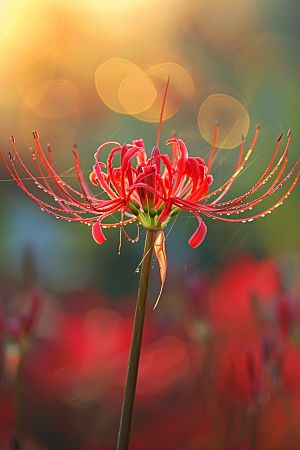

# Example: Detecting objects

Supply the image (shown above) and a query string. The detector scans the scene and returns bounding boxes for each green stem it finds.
[116,230,154,450]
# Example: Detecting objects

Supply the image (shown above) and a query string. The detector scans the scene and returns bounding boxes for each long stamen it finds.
[156,75,170,149]
[47,143,67,200]
[209,130,291,211]
[212,134,245,204]
[11,137,88,212]
[202,124,261,201]
[32,132,94,205]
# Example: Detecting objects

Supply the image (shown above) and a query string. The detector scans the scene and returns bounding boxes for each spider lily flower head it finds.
[0,81,300,276]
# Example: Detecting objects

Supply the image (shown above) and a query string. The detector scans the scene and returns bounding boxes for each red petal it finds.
[89,170,99,186]
[92,221,106,244]
[158,199,173,223]
[188,214,207,248]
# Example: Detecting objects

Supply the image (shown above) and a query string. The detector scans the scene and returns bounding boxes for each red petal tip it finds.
[92,221,106,244]
[188,216,207,249]
[89,170,99,186]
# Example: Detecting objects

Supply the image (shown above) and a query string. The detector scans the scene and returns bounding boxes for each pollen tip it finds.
[8,151,13,161]
[172,130,177,138]
[287,129,291,137]
[241,133,245,142]
[278,133,283,142]
[73,141,77,149]
[32,130,39,139]
[215,119,219,126]
[47,143,51,150]
[10,135,15,143]
[256,124,260,130]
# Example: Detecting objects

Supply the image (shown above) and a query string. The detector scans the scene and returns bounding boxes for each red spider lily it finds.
[1,82,299,297]
[1,121,299,248]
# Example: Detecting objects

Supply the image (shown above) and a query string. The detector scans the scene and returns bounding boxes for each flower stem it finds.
[116,229,154,450]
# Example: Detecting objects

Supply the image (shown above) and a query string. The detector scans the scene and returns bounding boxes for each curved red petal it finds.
[92,221,106,244]
[188,214,207,248]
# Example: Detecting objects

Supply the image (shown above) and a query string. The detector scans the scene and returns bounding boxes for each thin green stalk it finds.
[116,230,154,450]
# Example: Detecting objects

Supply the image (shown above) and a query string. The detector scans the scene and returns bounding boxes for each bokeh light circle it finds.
[95,58,156,115]
[198,94,250,149]
[133,62,194,122]
[24,80,81,120]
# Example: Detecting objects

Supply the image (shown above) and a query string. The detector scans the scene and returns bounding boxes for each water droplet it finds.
[261,214,265,218]
[242,220,246,223]
[248,219,253,222]
[135,268,140,273]
[118,251,121,255]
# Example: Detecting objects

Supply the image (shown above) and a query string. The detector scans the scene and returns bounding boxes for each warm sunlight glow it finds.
[198,94,250,149]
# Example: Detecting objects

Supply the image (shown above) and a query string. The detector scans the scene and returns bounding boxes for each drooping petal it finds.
[188,214,207,248]
[92,220,107,244]
[153,230,167,309]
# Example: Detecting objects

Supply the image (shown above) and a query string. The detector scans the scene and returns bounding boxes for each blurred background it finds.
[0,0,300,449]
